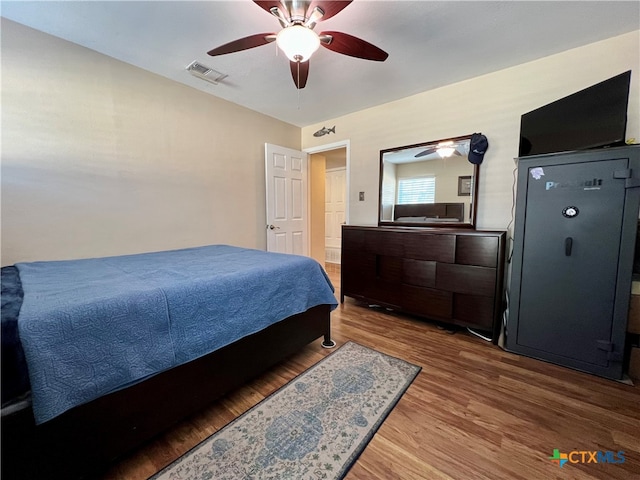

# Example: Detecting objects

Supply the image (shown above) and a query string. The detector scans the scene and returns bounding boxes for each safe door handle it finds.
[565,237,573,256]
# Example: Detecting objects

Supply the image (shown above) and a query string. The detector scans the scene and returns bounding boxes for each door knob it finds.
[267,224,280,230]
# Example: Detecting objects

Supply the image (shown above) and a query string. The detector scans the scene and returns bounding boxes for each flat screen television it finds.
[519,70,631,157]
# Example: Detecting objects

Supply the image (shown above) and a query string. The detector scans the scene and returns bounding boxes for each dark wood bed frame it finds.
[1,304,334,480]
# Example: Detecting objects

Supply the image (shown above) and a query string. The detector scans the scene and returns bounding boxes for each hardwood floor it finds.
[101,265,640,480]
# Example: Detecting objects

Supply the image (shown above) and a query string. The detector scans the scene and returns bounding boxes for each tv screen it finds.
[519,70,631,157]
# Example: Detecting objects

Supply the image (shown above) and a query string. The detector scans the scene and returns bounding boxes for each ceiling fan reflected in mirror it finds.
[207,1,389,89]
[415,140,468,159]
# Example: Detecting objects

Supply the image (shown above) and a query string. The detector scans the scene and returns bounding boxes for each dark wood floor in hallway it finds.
[101,266,640,480]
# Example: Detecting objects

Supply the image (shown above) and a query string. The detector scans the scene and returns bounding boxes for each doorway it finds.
[305,141,350,270]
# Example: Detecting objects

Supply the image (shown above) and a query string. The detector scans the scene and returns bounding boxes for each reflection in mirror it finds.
[379,134,478,228]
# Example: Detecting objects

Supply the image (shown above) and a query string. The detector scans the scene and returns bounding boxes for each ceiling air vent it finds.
[186,61,228,85]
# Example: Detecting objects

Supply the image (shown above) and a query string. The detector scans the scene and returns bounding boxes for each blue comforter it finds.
[1,266,29,406]
[16,245,337,424]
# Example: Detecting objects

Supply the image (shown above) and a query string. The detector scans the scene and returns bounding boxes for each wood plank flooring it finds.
[100,265,640,480]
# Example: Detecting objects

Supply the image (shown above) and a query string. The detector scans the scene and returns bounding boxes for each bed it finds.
[1,244,337,479]
[393,202,464,222]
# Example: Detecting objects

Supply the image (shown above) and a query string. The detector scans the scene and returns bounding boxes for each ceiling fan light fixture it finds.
[437,147,456,158]
[276,25,320,62]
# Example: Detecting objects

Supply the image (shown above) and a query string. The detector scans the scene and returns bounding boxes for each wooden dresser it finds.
[341,225,507,342]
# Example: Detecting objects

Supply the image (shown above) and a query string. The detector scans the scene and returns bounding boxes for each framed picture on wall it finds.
[458,176,472,196]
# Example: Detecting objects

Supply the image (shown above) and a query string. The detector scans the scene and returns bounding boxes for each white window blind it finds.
[397,177,435,204]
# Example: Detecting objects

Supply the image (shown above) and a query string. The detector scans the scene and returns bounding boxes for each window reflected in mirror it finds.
[379,134,478,228]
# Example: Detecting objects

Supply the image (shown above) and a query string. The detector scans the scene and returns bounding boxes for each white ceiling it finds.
[2,1,639,127]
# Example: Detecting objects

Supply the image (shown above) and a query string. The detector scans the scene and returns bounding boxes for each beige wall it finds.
[3,20,638,265]
[302,31,640,231]
[1,19,300,265]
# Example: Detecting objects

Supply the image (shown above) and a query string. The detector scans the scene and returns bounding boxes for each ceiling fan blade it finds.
[207,33,276,56]
[306,1,353,21]
[320,31,388,61]
[415,148,437,158]
[453,149,462,156]
[290,60,310,89]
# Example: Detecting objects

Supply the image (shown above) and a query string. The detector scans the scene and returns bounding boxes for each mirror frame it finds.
[378,134,479,229]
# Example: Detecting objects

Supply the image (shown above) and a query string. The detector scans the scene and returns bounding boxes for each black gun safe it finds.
[506,145,640,379]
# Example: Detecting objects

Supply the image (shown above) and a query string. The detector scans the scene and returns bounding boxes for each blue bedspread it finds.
[16,245,337,424]
[1,266,29,406]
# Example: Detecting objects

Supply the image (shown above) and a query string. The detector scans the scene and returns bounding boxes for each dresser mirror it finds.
[379,134,479,228]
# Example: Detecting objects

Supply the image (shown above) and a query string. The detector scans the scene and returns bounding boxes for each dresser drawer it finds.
[342,227,366,251]
[453,294,495,330]
[456,235,499,267]
[437,263,496,297]
[364,230,404,257]
[404,233,455,263]
[342,251,375,294]
[402,285,452,319]
[402,259,436,288]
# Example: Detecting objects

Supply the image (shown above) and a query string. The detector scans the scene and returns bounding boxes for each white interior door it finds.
[325,168,346,263]
[265,143,308,255]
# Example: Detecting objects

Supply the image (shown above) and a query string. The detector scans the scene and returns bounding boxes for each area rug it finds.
[150,341,421,480]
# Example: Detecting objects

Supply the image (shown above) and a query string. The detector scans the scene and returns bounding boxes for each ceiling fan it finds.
[415,141,467,159]
[207,1,388,89]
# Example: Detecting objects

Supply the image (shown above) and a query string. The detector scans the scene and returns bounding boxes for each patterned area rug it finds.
[150,341,421,480]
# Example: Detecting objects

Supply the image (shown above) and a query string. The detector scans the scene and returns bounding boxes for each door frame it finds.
[304,140,350,261]
[304,140,351,245]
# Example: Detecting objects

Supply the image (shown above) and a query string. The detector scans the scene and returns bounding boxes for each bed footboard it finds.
[1,304,332,480]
